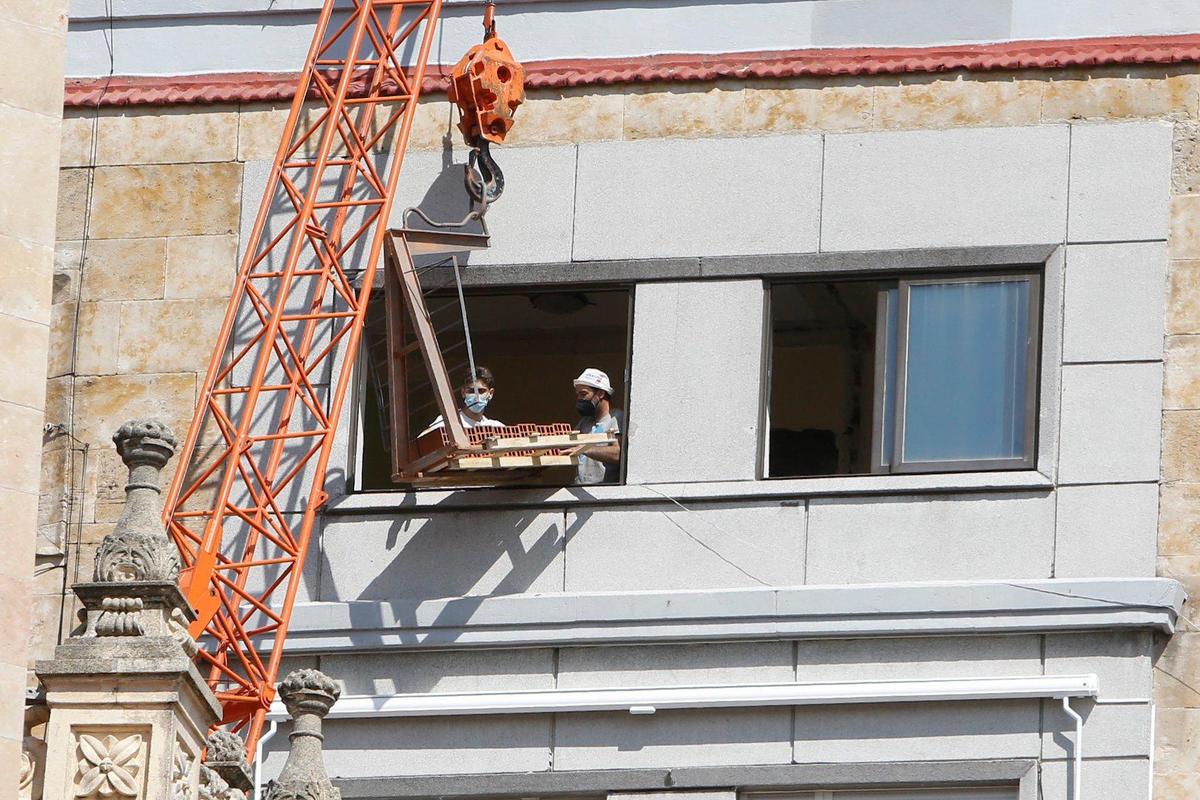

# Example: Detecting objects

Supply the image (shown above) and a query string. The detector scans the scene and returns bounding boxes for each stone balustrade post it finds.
[33,420,230,800]
[264,670,342,800]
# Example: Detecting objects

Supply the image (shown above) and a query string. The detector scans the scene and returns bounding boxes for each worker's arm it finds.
[582,434,621,464]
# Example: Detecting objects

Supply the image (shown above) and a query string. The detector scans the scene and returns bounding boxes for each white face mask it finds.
[464,392,491,413]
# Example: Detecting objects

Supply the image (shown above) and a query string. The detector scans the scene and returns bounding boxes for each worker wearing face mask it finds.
[420,366,505,436]
[572,368,622,484]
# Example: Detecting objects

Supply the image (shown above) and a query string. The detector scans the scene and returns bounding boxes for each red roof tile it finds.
[64,34,1200,108]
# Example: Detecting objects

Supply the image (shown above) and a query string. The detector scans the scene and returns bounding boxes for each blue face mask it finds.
[464,394,490,414]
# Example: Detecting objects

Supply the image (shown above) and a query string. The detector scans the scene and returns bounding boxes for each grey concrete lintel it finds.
[699,244,1056,278]
[336,758,1037,799]
[274,578,1185,655]
[409,244,1056,290]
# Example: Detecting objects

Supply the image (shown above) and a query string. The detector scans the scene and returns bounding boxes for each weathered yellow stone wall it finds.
[45,62,1200,797]
[1158,120,1200,800]
[2,0,68,793]
[41,121,243,665]
[209,64,1200,159]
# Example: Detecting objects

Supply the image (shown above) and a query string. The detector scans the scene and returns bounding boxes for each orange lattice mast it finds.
[161,0,452,758]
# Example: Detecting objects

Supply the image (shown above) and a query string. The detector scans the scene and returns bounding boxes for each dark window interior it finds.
[768,279,888,478]
[358,287,631,490]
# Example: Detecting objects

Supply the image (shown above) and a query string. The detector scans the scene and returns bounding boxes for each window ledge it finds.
[275,578,1185,655]
[331,470,1054,514]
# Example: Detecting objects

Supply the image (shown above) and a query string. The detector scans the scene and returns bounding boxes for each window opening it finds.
[358,232,630,489]
[744,787,1018,800]
[767,272,1040,478]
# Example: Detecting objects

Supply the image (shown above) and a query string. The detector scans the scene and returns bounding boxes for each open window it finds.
[356,231,631,489]
[767,272,1040,478]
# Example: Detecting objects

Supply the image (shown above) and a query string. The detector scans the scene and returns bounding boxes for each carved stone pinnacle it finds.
[114,418,179,472]
[264,669,342,800]
[279,669,341,718]
[93,419,181,584]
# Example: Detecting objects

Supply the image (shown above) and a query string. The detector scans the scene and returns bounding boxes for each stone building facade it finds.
[1,0,69,795]
[20,2,1200,800]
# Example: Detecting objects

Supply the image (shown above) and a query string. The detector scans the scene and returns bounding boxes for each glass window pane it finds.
[901,279,1031,463]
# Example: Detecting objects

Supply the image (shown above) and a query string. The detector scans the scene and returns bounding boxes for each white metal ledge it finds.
[268,674,1099,721]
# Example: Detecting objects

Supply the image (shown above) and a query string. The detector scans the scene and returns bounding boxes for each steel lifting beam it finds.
[161,0,446,758]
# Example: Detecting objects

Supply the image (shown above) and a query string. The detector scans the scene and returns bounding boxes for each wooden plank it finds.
[447,454,579,470]
[482,431,614,452]
[400,464,578,488]
[385,232,471,452]
[383,242,414,474]
[393,444,456,480]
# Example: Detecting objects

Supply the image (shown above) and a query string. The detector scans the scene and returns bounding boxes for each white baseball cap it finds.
[573,368,613,395]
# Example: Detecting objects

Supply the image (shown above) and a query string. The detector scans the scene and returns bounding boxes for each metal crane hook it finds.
[464,138,505,207]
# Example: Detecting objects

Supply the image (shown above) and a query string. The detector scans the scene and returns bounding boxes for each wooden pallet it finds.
[400,463,581,488]
[394,432,616,487]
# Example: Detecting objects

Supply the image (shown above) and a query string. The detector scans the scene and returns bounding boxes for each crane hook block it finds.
[448,36,525,147]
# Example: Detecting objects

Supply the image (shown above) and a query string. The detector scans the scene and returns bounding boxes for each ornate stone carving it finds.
[205,731,244,764]
[203,729,253,793]
[70,419,201,655]
[199,766,246,800]
[20,732,45,800]
[169,606,198,657]
[93,420,180,584]
[19,749,35,797]
[171,740,194,800]
[74,733,142,798]
[198,765,226,800]
[278,669,340,716]
[96,596,145,637]
[264,670,342,800]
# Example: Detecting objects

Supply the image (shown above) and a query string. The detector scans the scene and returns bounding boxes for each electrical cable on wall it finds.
[641,484,776,587]
[51,0,115,645]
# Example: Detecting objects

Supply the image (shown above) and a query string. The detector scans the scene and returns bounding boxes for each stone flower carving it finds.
[75,733,142,798]
[21,734,46,800]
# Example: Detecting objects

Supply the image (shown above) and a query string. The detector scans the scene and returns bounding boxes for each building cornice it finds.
[64,34,1200,109]
[271,578,1186,654]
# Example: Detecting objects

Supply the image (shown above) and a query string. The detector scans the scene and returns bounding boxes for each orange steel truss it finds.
[161,0,445,757]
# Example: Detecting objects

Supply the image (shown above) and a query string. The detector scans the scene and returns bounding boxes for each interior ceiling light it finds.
[529,292,592,314]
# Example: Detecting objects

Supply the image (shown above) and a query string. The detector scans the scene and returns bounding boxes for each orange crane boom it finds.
[160,0,520,759]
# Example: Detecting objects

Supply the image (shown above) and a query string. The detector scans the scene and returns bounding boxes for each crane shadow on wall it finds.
[327,499,564,640]
[321,487,608,695]
[395,135,489,272]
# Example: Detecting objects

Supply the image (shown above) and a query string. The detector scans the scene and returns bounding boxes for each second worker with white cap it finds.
[572,367,622,484]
